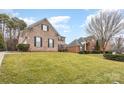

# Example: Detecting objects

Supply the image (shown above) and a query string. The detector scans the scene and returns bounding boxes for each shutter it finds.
[47,25,49,31]
[34,36,36,47]
[48,39,49,48]
[53,39,54,48]
[40,37,42,47]
[41,24,43,30]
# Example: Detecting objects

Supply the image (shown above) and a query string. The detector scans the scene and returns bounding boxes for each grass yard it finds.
[0,52,124,84]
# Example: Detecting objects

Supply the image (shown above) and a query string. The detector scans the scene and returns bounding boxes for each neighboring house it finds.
[67,36,112,53]
[67,36,96,53]
[111,37,124,54]
[18,18,66,52]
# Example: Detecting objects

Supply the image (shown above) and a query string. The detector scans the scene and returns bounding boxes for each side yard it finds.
[0,52,124,84]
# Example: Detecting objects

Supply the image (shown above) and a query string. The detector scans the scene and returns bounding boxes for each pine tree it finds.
[95,40,100,51]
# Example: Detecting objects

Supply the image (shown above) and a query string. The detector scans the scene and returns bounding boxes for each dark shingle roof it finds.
[28,18,60,36]
[68,35,95,47]
[68,39,81,47]
[20,18,65,38]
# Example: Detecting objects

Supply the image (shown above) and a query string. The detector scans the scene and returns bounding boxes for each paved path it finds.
[0,52,5,66]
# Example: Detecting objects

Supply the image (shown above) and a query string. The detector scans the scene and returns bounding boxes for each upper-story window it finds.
[58,37,65,41]
[61,37,65,41]
[42,24,48,31]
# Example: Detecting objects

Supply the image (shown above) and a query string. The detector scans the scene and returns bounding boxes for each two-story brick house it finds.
[67,36,96,53]
[18,18,66,51]
[67,36,112,53]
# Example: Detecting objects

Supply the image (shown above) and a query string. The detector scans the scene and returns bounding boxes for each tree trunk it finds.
[102,47,106,54]
[9,28,12,40]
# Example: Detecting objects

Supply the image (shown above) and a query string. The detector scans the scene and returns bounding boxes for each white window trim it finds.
[36,37,41,48]
[48,39,54,48]
[43,24,48,31]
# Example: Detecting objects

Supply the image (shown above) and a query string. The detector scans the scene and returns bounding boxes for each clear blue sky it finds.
[0,9,99,44]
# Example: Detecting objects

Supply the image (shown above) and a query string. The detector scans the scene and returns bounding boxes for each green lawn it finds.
[0,52,124,84]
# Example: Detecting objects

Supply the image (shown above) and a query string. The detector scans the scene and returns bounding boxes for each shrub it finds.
[79,51,102,54]
[79,51,91,54]
[79,51,93,54]
[17,44,30,52]
[105,51,112,54]
[95,40,100,51]
[79,51,112,54]
[103,54,124,62]
[91,50,102,54]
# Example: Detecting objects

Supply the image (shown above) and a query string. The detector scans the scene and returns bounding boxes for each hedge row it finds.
[79,51,112,54]
[17,44,30,52]
[103,54,124,62]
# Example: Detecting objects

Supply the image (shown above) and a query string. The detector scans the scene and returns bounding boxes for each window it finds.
[34,37,42,47]
[48,39,54,48]
[80,46,83,51]
[61,37,65,41]
[58,37,65,41]
[42,24,48,31]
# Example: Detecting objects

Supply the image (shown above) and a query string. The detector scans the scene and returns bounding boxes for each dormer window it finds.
[58,36,65,41]
[42,24,48,31]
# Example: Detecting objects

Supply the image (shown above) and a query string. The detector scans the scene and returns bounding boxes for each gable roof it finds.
[68,39,81,47]
[28,18,60,36]
[68,35,95,47]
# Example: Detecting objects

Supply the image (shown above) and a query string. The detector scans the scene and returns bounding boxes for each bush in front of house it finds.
[103,54,124,62]
[17,44,30,52]
[91,50,103,54]
[79,51,112,54]
[79,51,91,54]
[105,51,112,54]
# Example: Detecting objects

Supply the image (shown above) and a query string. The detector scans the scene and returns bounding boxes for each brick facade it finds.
[19,18,65,52]
[67,36,112,53]
[67,45,80,53]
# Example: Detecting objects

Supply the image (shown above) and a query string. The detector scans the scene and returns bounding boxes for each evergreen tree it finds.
[95,40,100,51]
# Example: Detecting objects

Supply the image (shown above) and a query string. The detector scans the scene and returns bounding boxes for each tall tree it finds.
[86,10,124,53]
[95,40,100,51]
[6,17,27,51]
[0,14,27,51]
[12,17,27,39]
[0,14,10,38]
[6,19,15,39]
[112,36,124,54]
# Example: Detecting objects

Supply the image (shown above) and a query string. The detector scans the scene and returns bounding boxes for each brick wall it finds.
[67,45,80,53]
[19,19,65,52]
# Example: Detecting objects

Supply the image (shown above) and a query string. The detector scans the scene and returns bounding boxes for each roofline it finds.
[28,18,62,36]
[59,36,66,38]
[28,18,47,28]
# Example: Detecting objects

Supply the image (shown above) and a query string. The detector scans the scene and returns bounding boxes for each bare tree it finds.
[86,10,124,53]
[112,35,124,54]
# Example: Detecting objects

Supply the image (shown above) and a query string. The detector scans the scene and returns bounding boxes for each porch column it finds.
[84,42,86,51]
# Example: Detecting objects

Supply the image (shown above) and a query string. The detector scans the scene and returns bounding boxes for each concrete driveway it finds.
[0,52,5,66]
